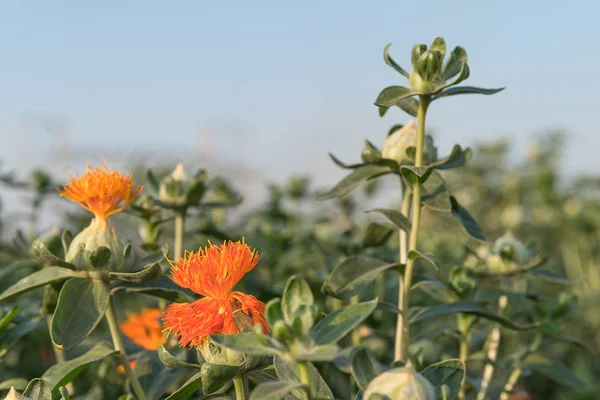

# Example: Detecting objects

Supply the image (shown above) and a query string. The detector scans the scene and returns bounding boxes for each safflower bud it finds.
[381,121,437,165]
[158,163,188,205]
[487,231,530,273]
[3,387,32,400]
[363,362,436,400]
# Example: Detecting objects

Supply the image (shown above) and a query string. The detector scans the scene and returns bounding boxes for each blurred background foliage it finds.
[0,130,598,399]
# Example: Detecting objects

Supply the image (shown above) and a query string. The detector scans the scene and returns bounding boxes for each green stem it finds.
[46,316,75,394]
[499,366,523,400]
[298,361,312,399]
[395,95,430,362]
[233,374,248,400]
[105,297,148,400]
[457,315,470,400]
[174,212,185,261]
[350,295,361,347]
[394,187,411,360]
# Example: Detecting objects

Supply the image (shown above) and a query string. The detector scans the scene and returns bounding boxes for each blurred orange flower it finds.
[58,161,142,220]
[120,308,166,350]
[162,240,269,347]
[117,360,137,374]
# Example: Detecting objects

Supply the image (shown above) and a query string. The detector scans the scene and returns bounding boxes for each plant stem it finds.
[499,366,523,400]
[395,95,430,362]
[233,374,248,400]
[476,295,508,400]
[394,187,411,360]
[298,361,312,399]
[105,298,148,400]
[46,316,75,394]
[174,212,185,261]
[350,295,361,347]
[457,315,470,400]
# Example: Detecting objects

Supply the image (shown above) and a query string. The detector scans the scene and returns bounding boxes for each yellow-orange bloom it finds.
[120,308,166,350]
[117,360,137,374]
[58,162,142,220]
[162,241,269,347]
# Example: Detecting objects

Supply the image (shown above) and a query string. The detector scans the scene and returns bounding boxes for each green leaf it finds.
[31,240,76,269]
[111,276,195,303]
[132,249,166,271]
[409,301,539,330]
[164,371,203,400]
[421,359,465,400]
[0,306,18,332]
[350,347,377,390]
[449,196,487,242]
[0,378,29,391]
[523,353,584,388]
[411,276,459,303]
[59,387,71,400]
[61,230,72,258]
[528,269,576,285]
[394,97,419,117]
[209,332,285,356]
[434,86,505,100]
[327,153,365,170]
[157,343,202,369]
[41,342,116,394]
[421,171,452,212]
[316,165,391,201]
[89,246,112,268]
[412,44,427,67]
[362,223,393,248]
[108,263,162,283]
[23,378,52,400]
[366,208,411,232]
[0,319,44,358]
[430,37,447,60]
[250,381,307,400]
[266,298,284,328]
[297,344,340,362]
[274,356,334,399]
[312,299,378,345]
[201,363,243,394]
[323,256,400,300]
[51,278,109,350]
[443,46,467,81]
[0,267,78,303]
[431,145,472,170]
[383,44,410,78]
[408,250,440,270]
[147,169,161,192]
[186,180,207,206]
[400,166,433,185]
[282,276,314,325]
[374,86,415,108]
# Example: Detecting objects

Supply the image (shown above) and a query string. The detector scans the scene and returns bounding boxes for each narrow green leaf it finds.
[327,153,365,170]
[312,299,378,345]
[316,165,391,201]
[383,43,410,78]
[0,267,77,303]
[132,249,166,272]
[147,169,161,192]
[59,387,71,400]
[449,196,487,242]
[409,301,539,330]
[528,269,576,285]
[110,276,195,303]
[362,223,393,248]
[411,276,459,303]
[523,353,584,388]
[408,250,440,270]
[394,97,419,117]
[250,381,307,400]
[282,276,314,325]
[0,319,44,358]
[164,371,203,400]
[421,359,465,400]
[0,306,18,332]
[431,145,472,170]
[274,356,334,399]
[108,263,162,283]
[157,343,202,369]
[374,86,415,107]
[366,209,411,232]
[350,348,377,390]
[41,342,116,394]
[421,171,452,212]
[51,278,109,350]
[201,363,243,394]
[443,46,467,81]
[323,256,400,300]
[186,180,207,206]
[400,166,433,185]
[61,230,72,258]
[434,86,505,100]
[31,240,76,269]
[23,378,52,400]
[209,332,285,356]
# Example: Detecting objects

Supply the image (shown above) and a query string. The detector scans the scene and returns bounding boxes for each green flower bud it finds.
[66,218,133,272]
[3,387,32,400]
[361,140,381,163]
[487,231,530,272]
[416,50,442,82]
[158,163,188,206]
[198,340,260,369]
[381,121,437,165]
[363,362,436,400]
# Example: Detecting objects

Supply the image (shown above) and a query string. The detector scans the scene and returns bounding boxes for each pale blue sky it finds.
[1,1,598,187]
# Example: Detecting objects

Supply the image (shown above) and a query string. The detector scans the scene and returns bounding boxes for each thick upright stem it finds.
[395,96,430,362]
[105,298,148,400]
[174,213,185,261]
[350,295,361,346]
[298,361,312,399]
[457,315,470,400]
[233,374,248,400]
[499,366,523,400]
[476,295,508,400]
[394,188,411,360]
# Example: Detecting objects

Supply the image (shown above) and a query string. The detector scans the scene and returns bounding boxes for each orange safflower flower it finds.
[162,241,269,347]
[117,360,137,374]
[120,308,167,350]
[58,162,143,220]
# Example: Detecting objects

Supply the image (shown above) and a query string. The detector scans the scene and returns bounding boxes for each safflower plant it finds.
[0,37,593,400]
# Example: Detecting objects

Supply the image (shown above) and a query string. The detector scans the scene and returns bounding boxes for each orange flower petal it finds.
[117,360,137,374]
[58,161,142,220]
[120,308,166,350]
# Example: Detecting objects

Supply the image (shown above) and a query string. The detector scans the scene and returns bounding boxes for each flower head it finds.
[117,360,137,374]
[58,162,143,220]
[120,308,166,350]
[3,387,31,400]
[162,240,269,347]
